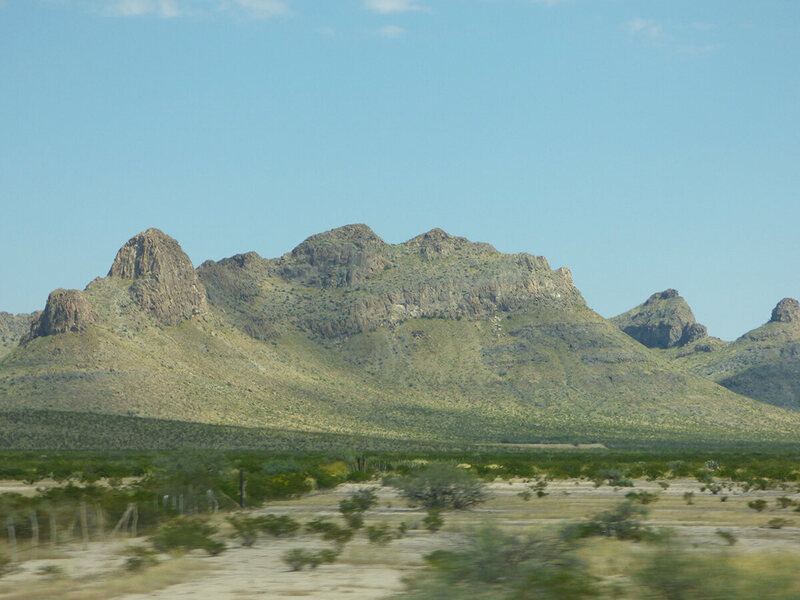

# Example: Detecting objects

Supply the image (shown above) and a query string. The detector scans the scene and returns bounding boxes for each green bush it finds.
[563,501,655,542]
[398,524,598,600]
[306,517,354,544]
[124,546,160,572]
[256,514,300,537]
[748,499,768,512]
[283,548,339,571]
[226,514,262,547]
[625,491,659,505]
[715,529,737,545]
[151,517,225,555]
[423,508,444,533]
[387,464,488,510]
[366,523,395,545]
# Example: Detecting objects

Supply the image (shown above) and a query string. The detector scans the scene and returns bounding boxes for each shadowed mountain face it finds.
[611,290,708,349]
[2,225,800,447]
[669,298,800,411]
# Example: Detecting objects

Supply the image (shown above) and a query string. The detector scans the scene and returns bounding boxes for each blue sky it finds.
[1,0,798,340]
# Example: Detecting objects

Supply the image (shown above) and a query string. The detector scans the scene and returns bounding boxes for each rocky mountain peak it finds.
[770,298,800,323]
[108,228,207,325]
[646,289,680,303]
[612,289,708,349]
[28,289,98,338]
[280,224,390,288]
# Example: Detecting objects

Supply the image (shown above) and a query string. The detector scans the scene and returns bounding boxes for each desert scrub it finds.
[226,514,262,547]
[365,523,395,545]
[305,517,354,544]
[283,548,339,571]
[563,501,657,542]
[395,524,598,600]
[748,499,768,512]
[125,546,160,571]
[422,508,444,533]
[151,517,225,555]
[386,463,488,509]
[256,514,300,537]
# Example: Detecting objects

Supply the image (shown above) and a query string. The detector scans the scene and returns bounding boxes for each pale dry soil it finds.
[2,478,800,599]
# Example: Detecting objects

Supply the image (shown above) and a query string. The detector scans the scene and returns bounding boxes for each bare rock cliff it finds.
[109,228,207,325]
[28,289,97,338]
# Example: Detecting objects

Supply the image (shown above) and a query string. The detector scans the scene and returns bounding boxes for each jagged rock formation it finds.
[199,224,585,338]
[771,298,800,323]
[611,289,708,349]
[109,228,207,325]
[27,289,98,338]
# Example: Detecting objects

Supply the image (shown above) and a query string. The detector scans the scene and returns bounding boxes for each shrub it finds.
[423,508,444,533]
[402,524,598,599]
[366,523,395,545]
[683,492,694,505]
[151,517,225,555]
[748,499,768,512]
[306,517,354,544]
[387,463,488,510]
[564,501,654,542]
[715,530,737,546]
[625,491,659,505]
[339,488,378,515]
[124,546,160,572]
[256,514,300,537]
[226,514,262,547]
[776,496,795,509]
[767,517,790,529]
[283,548,339,571]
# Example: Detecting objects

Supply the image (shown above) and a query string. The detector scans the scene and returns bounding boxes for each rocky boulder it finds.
[109,228,207,325]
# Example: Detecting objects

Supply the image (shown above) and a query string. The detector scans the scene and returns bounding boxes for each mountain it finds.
[667,298,800,411]
[610,290,709,349]
[0,312,39,360]
[1,226,799,448]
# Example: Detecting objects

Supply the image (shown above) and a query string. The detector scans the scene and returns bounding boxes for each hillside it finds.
[667,298,800,411]
[0,311,38,360]
[1,226,799,447]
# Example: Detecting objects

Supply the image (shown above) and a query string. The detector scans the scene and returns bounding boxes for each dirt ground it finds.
[2,478,799,599]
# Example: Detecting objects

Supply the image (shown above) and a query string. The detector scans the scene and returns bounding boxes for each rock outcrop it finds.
[199,224,585,338]
[612,289,708,349]
[277,224,391,288]
[770,298,800,324]
[109,228,207,325]
[28,289,97,338]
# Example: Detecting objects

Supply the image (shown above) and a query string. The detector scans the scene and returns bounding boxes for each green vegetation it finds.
[387,463,488,509]
[397,524,598,600]
[150,517,225,555]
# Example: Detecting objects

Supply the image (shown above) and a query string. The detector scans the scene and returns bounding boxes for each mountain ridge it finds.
[1,225,799,447]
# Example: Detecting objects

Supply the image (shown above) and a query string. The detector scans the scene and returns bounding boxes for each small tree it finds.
[748,499,768,512]
[151,517,225,555]
[388,463,488,510]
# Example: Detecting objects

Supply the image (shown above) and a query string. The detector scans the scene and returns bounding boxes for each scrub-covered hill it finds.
[1,226,799,447]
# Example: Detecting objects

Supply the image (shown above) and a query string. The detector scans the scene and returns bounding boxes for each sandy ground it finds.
[2,478,800,599]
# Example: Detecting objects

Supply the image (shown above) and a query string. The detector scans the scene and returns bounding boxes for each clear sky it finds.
[1,0,798,341]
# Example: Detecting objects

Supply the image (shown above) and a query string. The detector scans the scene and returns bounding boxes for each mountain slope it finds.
[668,298,800,410]
[2,226,799,446]
[0,312,39,360]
